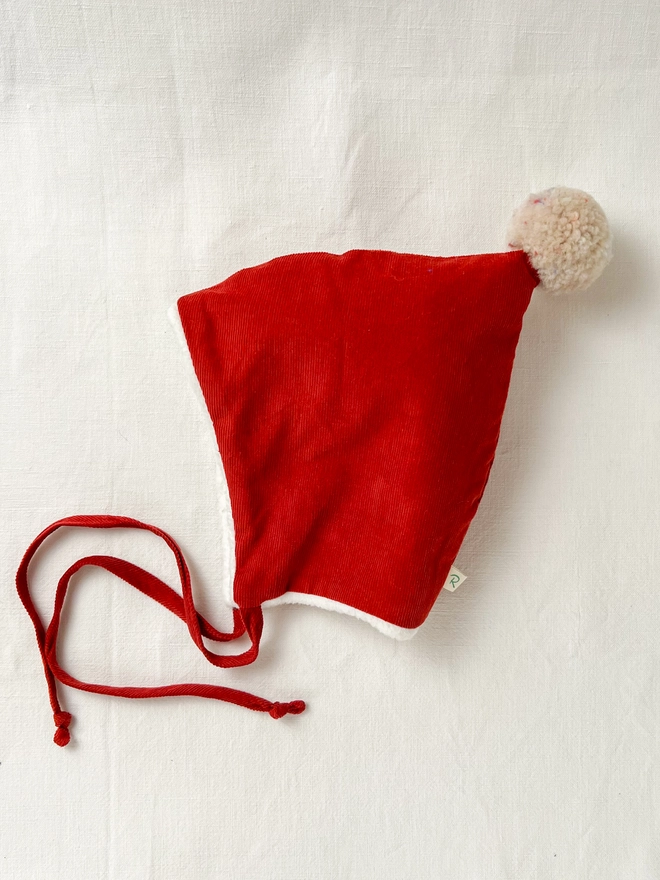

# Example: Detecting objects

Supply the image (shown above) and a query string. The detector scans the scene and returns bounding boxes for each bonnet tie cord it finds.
[16,515,305,747]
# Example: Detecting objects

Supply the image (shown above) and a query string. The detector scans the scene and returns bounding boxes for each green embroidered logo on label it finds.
[443,566,467,592]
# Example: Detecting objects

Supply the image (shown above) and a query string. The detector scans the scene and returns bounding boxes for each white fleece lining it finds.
[167,302,420,641]
[168,303,237,608]
[261,592,420,640]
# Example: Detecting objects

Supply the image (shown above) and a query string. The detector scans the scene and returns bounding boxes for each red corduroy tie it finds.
[16,515,305,747]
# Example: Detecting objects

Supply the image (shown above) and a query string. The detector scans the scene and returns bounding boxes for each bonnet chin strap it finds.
[16,515,305,747]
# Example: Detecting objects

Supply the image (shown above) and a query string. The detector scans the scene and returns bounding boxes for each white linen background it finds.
[1,0,658,877]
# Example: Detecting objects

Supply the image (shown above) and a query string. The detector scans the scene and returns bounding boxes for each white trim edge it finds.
[262,591,420,641]
[167,302,238,608]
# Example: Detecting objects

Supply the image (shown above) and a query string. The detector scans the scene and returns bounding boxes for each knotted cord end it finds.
[53,711,72,747]
[17,516,308,743]
[269,700,306,719]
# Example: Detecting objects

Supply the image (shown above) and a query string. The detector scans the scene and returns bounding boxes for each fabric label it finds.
[443,566,467,592]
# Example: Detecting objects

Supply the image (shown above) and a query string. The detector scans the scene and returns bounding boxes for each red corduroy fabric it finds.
[177,248,539,631]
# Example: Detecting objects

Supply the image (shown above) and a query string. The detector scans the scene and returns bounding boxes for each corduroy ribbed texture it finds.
[178,248,539,630]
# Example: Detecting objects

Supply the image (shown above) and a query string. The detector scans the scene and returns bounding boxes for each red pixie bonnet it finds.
[17,187,612,745]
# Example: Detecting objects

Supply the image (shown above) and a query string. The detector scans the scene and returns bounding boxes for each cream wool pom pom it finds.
[507,187,612,293]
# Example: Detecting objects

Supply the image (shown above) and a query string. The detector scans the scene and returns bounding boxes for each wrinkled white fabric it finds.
[2,2,659,877]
